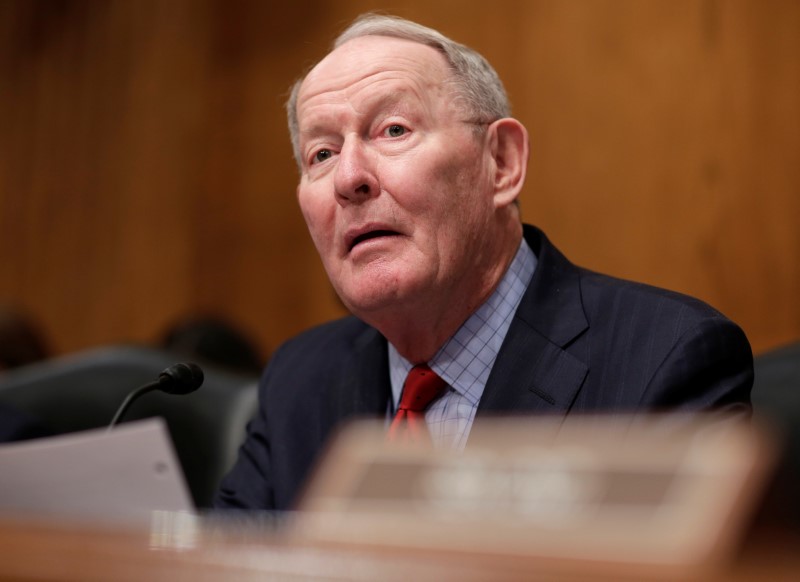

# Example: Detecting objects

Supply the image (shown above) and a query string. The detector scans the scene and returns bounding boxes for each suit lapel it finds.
[477,225,589,418]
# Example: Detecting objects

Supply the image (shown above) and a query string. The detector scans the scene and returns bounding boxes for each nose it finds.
[333,137,379,206]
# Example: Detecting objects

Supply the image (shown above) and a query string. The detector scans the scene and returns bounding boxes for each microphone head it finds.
[157,362,204,395]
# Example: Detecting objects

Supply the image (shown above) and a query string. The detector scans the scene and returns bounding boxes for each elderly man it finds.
[214,14,752,511]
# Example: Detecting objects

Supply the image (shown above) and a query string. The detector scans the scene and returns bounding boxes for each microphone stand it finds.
[106,380,161,432]
[106,363,204,432]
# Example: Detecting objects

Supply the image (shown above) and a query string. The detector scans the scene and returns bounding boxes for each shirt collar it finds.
[389,237,537,408]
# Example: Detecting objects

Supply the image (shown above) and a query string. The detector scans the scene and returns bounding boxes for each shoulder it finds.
[572,259,751,410]
[579,268,730,326]
[273,316,375,360]
[575,265,753,381]
[525,223,737,332]
[517,224,751,412]
[259,316,378,391]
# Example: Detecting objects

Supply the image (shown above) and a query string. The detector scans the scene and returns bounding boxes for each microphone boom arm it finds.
[106,362,204,432]
[106,380,161,432]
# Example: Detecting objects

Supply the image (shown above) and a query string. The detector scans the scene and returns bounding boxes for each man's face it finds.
[294,36,497,320]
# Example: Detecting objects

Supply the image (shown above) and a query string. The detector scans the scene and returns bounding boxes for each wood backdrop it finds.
[0,0,797,361]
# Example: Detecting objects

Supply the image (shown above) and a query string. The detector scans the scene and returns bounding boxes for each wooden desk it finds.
[0,514,797,581]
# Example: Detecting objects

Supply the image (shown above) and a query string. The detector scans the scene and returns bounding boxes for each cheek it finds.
[426,152,491,221]
[387,155,470,214]
[434,161,494,249]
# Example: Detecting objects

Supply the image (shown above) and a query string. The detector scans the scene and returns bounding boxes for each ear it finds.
[487,118,529,208]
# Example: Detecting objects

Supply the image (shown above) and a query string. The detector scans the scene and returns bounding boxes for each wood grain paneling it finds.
[0,0,797,358]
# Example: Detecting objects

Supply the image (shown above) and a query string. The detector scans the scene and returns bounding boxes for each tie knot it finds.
[398,364,446,412]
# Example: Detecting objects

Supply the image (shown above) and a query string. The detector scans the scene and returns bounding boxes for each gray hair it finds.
[286,13,511,167]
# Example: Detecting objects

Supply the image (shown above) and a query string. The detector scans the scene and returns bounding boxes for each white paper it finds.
[0,418,194,523]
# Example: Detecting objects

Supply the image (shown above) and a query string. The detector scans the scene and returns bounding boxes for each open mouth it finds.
[349,230,400,251]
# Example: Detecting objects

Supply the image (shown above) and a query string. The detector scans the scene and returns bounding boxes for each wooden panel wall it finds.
[0,0,797,359]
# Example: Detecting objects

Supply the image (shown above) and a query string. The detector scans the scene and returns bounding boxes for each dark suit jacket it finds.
[214,225,753,510]
[0,403,51,442]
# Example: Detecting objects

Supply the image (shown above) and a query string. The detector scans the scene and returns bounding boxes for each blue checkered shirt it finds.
[389,238,537,449]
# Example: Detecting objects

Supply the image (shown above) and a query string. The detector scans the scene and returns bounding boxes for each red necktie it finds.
[387,364,446,443]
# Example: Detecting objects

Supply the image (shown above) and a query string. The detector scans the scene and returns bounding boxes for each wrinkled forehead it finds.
[297,36,453,111]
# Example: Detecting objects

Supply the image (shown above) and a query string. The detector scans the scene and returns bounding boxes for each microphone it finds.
[107,363,204,431]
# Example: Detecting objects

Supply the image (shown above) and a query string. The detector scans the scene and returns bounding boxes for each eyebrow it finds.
[299,86,423,140]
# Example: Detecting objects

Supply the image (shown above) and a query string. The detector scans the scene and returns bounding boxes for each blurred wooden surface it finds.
[0,0,797,357]
[0,514,798,581]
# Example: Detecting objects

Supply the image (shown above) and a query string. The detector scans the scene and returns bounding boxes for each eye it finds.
[312,149,333,164]
[384,124,407,138]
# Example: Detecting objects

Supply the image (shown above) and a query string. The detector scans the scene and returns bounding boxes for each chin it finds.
[339,283,407,320]
[336,267,426,317]
[341,294,396,319]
